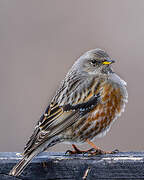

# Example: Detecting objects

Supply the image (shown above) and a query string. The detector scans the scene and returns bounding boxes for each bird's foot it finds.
[65,142,119,156]
[84,139,119,155]
[84,148,119,156]
[65,144,94,155]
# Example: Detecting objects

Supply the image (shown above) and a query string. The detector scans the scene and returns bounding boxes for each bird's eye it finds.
[91,59,97,64]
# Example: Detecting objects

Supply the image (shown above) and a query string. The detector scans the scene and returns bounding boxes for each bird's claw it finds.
[65,144,119,156]
[65,148,95,155]
[84,148,120,156]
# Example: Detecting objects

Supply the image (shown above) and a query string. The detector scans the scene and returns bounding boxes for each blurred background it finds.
[0,0,144,152]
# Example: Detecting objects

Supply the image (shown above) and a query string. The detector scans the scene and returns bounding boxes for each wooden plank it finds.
[0,152,144,180]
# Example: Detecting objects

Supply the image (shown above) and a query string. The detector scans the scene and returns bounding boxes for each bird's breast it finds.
[70,79,128,142]
[90,82,124,125]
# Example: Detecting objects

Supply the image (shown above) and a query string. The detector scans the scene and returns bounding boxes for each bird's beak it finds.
[102,59,115,65]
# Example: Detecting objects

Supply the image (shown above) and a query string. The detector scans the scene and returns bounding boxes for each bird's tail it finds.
[9,150,38,177]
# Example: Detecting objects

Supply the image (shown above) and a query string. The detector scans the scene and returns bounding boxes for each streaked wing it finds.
[53,73,101,106]
[24,75,101,155]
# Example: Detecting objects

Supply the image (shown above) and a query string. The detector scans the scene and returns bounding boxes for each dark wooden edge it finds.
[0,152,144,180]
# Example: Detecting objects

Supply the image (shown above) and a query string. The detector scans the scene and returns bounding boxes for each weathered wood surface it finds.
[0,152,144,180]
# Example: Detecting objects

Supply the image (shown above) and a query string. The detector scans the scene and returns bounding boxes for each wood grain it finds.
[0,152,144,180]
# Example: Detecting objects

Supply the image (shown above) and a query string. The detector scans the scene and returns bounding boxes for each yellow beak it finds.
[103,59,115,65]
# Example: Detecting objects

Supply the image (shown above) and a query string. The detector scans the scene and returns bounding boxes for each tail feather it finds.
[9,136,59,176]
[9,151,37,177]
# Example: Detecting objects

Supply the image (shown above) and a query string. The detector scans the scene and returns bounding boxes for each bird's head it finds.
[73,49,115,76]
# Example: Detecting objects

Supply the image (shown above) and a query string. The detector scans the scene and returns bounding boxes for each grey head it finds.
[70,48,115,76]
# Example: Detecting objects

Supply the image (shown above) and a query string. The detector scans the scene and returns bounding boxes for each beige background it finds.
[0,0,143,152]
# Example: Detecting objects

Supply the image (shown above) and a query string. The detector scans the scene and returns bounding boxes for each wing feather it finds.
[24,75,102,155]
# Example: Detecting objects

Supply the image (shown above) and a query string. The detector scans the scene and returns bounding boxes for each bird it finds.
[9,48,128,176]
